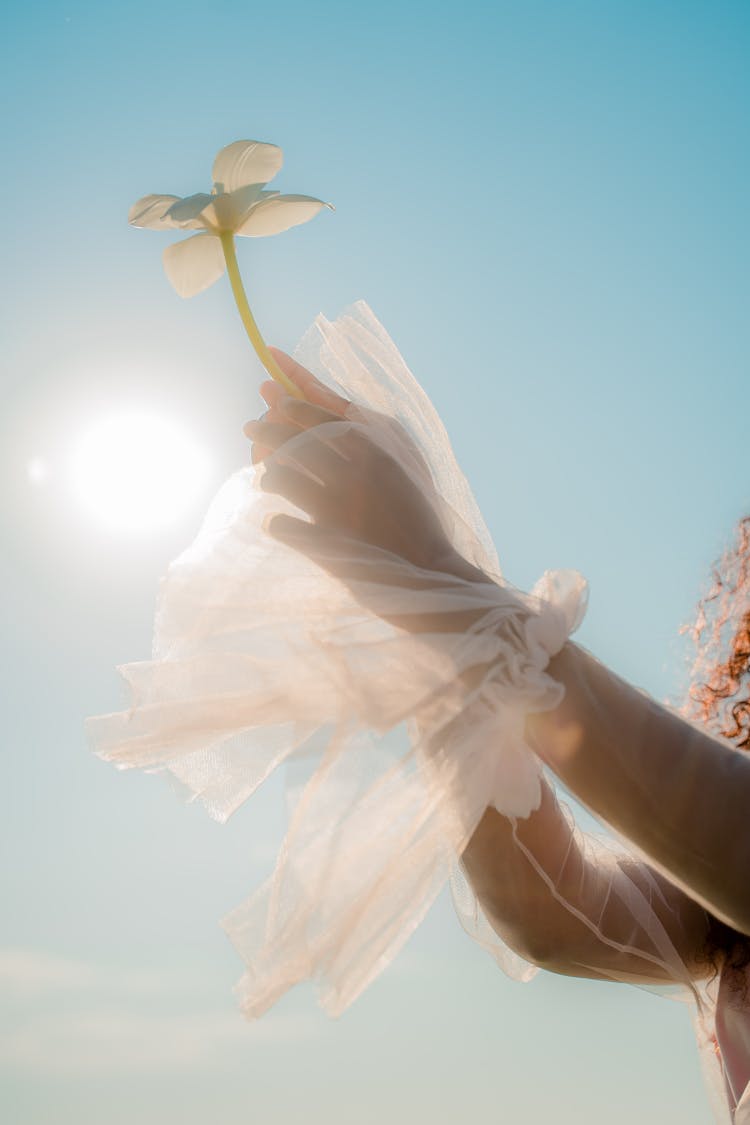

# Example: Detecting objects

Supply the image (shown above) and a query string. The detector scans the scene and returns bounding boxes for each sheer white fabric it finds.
[89,302,587,1015]
[87,302,747,1120]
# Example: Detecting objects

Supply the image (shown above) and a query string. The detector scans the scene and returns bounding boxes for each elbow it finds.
[518,940,582,975]
[482,908,581,974]
[725,893,750,938]
[730,869,750,937]
[512,934,562,970]
[711,866,750,938]
[723,906,750,940]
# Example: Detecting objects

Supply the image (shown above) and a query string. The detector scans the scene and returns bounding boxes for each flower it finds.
[128,140,333,298]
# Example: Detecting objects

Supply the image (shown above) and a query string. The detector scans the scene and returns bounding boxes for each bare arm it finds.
[525,643,750,936]
[462,781,712,983]
[246,352,742,981]
[461,641,750,980]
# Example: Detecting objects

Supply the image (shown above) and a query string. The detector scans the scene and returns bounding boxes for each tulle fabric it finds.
[88,302,588,1015]
[88,302,743,1119]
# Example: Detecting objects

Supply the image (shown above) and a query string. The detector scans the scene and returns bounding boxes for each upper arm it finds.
[528,643,750,936]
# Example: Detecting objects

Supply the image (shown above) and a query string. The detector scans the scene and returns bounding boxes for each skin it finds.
[244,349,750,982]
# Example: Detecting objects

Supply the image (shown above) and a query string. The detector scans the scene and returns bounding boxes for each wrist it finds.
[435,548,491,586]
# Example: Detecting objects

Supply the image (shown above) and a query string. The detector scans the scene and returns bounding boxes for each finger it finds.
[277,398,370,468]
[247,419,351,484]
[268,348,350,416]
[246,419,298,465]
[259,462,327,517]
[277,396,346,431]
[279,393,397,472]
[260,380,287,411]
[266,517,398,591]
[251,443,270,465]
[244,419,301,448]
[280,438,351,489]
[265,514,362,575]
[265,513,319,546]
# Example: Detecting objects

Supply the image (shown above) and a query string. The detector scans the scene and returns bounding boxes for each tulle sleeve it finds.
[86,301,591,1016]
[85,300,729,1076]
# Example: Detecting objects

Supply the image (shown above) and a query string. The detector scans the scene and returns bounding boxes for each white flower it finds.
[128,140,333,298]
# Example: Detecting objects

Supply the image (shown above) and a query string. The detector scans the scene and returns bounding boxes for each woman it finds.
[245,344,750,1123]
[90,305,748,1121]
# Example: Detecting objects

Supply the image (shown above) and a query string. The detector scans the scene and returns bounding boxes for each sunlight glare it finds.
[28,457,48,484]
[70,411,211,533]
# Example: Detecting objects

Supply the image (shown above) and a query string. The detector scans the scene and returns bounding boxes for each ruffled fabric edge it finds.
[87,301,588,1018]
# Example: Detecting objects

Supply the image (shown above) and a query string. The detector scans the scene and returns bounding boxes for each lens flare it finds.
[69,411,210,533]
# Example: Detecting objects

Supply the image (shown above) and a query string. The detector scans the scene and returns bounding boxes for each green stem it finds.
[219,231,304,399]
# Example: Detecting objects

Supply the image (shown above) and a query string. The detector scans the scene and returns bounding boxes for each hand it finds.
[243,349,484,589]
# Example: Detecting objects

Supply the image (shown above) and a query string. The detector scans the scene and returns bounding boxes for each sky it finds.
[2,1,749,1122]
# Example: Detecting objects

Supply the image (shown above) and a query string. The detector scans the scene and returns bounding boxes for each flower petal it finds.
[129,194,183,229]
[227,182,272,213]
[236,194,334,238]
[162,234,226,298]
[226,186,280,228]
[165,193,215,227]
[212,140,283,192]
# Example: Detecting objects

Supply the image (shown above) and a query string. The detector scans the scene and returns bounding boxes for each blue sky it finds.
[2,2,749,1122]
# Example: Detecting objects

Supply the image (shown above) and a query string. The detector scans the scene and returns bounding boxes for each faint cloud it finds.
[0,948,186,1000]
[0,948,318,1075]
[0,1007,318,1076]
[0,949,97,997]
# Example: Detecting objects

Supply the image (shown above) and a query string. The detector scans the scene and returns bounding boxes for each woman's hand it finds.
[244,349,483,587]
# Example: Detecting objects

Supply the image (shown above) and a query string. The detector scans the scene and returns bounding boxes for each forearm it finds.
[444,558,750,934]
[462,780,607,974]
[461,777,711,982]
[525,642,750,934]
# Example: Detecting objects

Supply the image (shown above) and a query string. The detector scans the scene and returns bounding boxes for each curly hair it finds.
[684,516,750,993]
[687,516,750,747]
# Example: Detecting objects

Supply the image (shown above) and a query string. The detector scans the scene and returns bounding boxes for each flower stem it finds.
[219,232,304,399]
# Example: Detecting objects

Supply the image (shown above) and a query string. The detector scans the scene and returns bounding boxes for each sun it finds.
[69,410,211,534]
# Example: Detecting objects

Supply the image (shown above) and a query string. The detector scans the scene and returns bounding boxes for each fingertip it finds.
[261,511,276,536]
[260,380,286,410]
[269,347,309,386]
[263,511,303,541]
[269,349,350,416]
[268,346,290,363]
[268,347,298,383]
